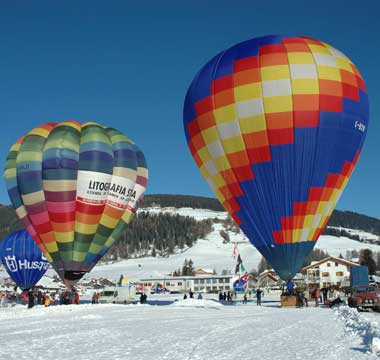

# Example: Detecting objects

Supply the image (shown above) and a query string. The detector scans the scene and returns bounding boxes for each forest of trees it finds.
[143,194,223,211]
[104,212,213,260]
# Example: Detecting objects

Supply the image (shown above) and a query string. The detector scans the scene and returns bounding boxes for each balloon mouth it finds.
[63,271,86,289]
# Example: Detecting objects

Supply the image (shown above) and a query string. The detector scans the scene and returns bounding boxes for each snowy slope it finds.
[83,207,380,282]
[0,300,378,360]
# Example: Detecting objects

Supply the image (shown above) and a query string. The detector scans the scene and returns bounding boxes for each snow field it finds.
[0,301,377,360]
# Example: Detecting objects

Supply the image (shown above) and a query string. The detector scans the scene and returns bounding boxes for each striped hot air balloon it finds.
[4,121,148,287]
[184,35,369,280]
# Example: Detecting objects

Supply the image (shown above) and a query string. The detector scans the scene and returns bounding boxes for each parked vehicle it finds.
[112,285,136,304]
[348,285,380,311]
[98,286,116,304]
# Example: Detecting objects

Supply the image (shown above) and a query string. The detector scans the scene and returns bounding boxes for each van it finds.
[112,285,137,304]
[98,286,116,304]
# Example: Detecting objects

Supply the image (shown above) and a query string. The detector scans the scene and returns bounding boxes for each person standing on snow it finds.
[28,288,35,309]
[44,293,51,307]
[314,288,320,307]
[73,291,80,305]
[322,287,328,305]
[256,288,263,306]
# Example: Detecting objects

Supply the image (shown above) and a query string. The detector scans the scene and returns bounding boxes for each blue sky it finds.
[0,1,378,217]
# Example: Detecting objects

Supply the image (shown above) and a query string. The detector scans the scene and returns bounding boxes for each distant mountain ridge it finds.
[143,194,380,236]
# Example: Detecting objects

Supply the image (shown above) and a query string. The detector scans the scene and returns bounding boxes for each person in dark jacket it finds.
[297,290,304,308]
[322,287,329,305]
[28,289,35,309]
[256,288,263,306]
[223,292,227,301]
[219,292,223,301]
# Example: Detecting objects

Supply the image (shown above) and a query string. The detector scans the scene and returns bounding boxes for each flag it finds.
[235,254,242,274]
[235,254,246,274]
[232,243,238,258]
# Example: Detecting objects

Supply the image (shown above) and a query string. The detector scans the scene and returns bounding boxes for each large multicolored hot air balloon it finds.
[184,35,369,280]
[1,230,49,290]
[4,121,148,287]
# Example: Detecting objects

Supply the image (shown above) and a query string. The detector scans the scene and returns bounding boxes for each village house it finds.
[301,256,359,288]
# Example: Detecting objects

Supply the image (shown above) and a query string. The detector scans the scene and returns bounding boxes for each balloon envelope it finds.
[4,121,148,287]
[184,35,369,280]
[0,230,49,290]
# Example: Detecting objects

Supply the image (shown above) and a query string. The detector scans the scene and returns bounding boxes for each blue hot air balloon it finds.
[184,35,369,280]
[0,230,49,290]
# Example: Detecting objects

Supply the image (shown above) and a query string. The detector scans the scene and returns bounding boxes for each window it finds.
[322,272,329,277]
[206,279,211,284]
[224,278,230,283]
[200,279,205,284]
[212,279,217,284]
[335,263,339,267]
[206,286,211,291]
[194,287,199,291]
[336,272,344,276]
[194,279,199,284]
[178,282,182,286]
[327,263,331,267]
[225,286,230,290]
[219,286,223,290]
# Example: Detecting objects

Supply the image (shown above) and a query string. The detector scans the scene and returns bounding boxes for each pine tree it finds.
[359,249,377,275]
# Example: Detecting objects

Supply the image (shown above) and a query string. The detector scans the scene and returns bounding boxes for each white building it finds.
[137,275,233,294]
[302,257,359,288]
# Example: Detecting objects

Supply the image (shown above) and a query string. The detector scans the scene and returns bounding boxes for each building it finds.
[301,256,359,288]
[257,270,281,288]
[193,268,214,276]
[137,274,234,294]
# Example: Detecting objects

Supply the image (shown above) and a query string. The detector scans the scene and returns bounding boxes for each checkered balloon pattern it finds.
[4,121,148,286]
[184,35,369,280]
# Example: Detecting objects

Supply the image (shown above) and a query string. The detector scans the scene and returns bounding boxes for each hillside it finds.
[143,195,380,235]
[0,194,379,244]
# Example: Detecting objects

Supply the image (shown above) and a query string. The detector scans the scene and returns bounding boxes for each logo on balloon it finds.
[4,255,17,272]
[4,255,49,272]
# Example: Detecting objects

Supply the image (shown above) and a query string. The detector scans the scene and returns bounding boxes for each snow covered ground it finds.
[0,298,379,359]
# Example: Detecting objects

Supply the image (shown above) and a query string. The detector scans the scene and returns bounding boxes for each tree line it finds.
[104,212,213,260]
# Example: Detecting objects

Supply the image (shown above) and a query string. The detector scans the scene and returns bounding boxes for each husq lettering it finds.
[4,256,49,272]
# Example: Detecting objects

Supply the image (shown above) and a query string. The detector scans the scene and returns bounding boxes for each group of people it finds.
[139,293,148,304]
[217,288,263,305]
[282,285,343,308]
[27,288,80,308]
[0,287,82,309]
[183,290,203,300]
[91,292,100,304]
[0,289,18,307]
[311,287,343,307]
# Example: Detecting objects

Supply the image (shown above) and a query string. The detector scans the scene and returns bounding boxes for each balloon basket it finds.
[281,295,298,307]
